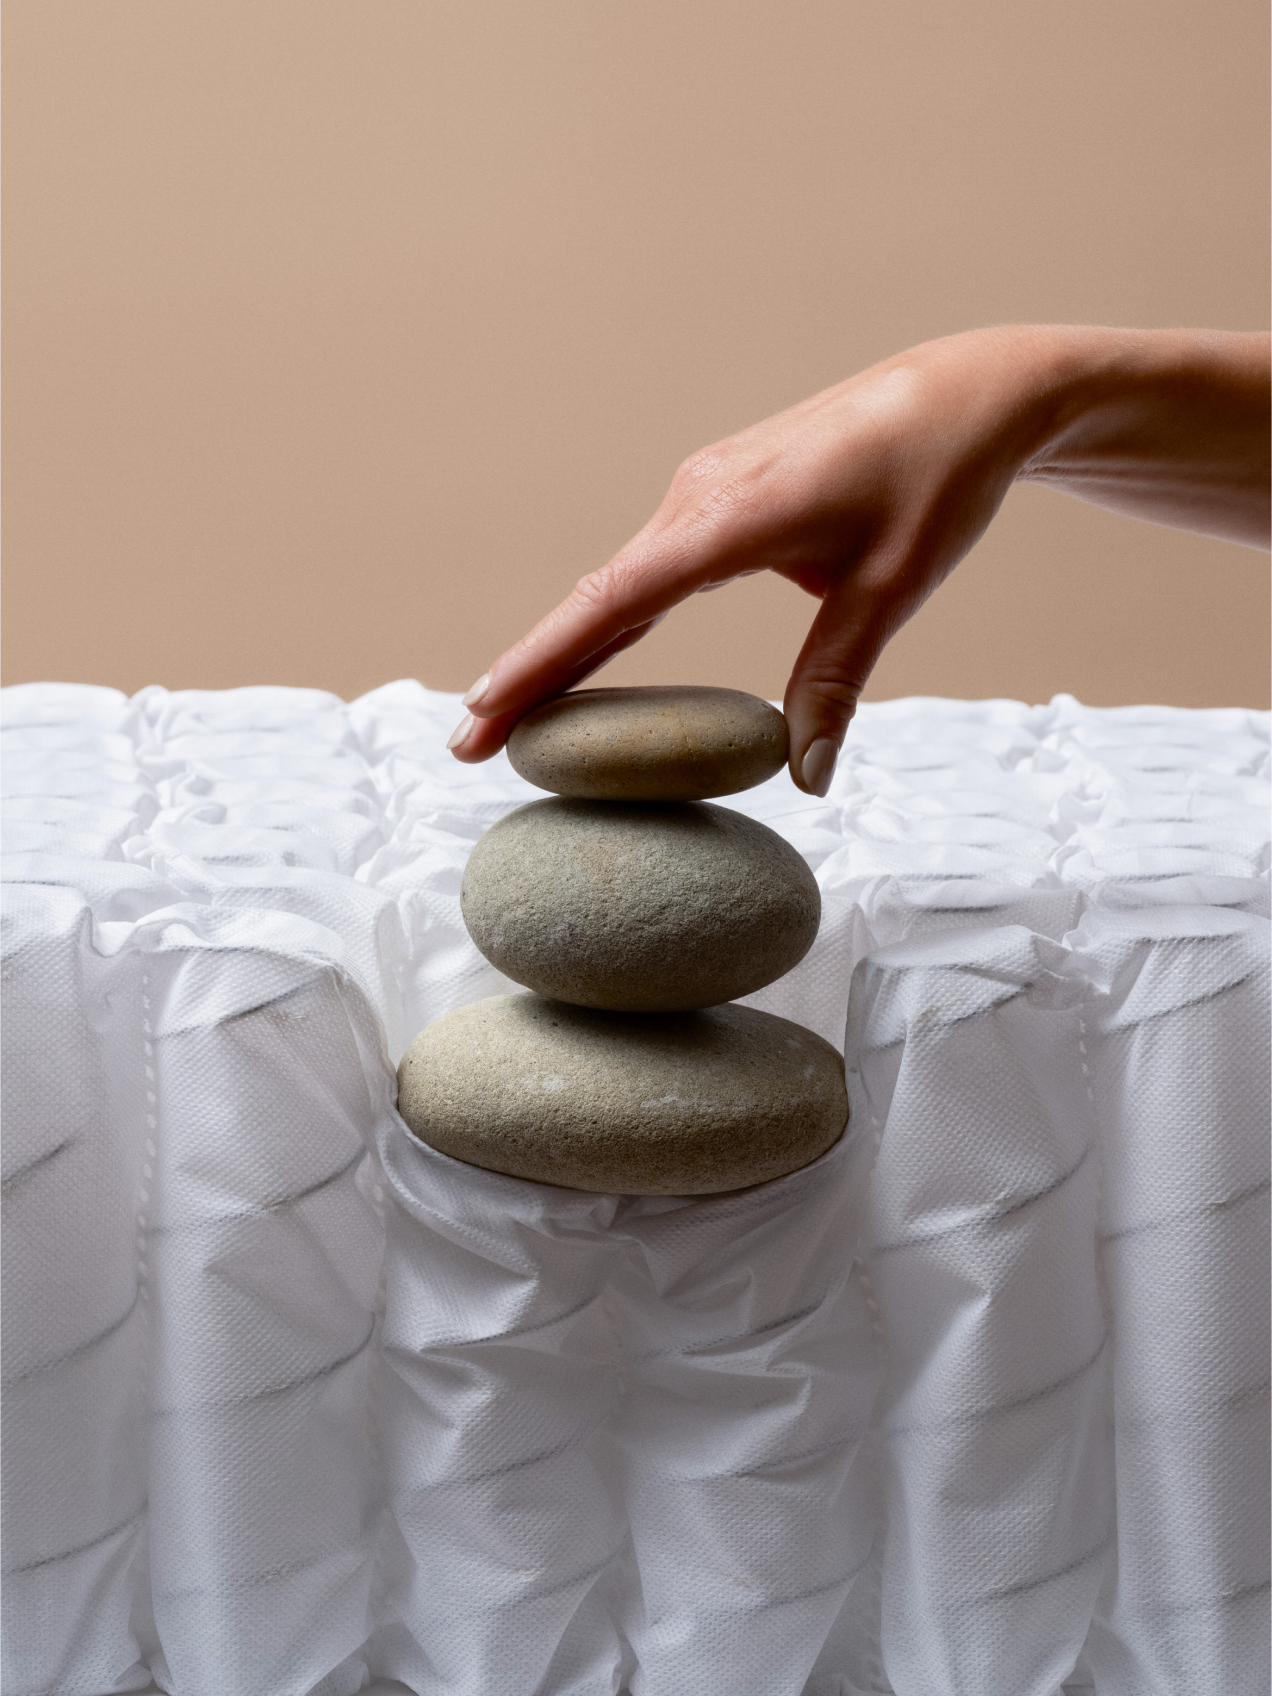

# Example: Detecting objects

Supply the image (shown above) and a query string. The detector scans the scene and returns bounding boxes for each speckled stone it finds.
[506,686,789,800]
[396,994,848,1193]
[460,798,820,1011]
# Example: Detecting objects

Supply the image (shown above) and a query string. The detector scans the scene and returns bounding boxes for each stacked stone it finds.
[396,686,848,1194]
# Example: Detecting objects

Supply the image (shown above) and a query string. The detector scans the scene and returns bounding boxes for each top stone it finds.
[506,686,789,800]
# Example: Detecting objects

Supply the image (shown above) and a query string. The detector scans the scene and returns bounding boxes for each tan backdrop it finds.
[4,0,1269,709]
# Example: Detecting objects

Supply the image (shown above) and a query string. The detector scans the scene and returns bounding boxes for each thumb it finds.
[783,578,900,795]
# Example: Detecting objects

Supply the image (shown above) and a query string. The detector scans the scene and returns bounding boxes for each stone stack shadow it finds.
[396,686,848,1193]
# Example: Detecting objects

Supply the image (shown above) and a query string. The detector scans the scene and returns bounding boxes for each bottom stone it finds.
[395,994,849,1194]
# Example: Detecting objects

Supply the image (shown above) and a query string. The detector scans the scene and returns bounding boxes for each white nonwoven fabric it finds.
[1,680,1267,1696]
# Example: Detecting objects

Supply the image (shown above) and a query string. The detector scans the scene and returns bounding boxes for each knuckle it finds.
[666,440,768,546]
[673,473,763,548]
[698,473,757,520]
[571,555,645,618]
[672,446,726,489]
[571,568,612,611]
[798,672,865,718]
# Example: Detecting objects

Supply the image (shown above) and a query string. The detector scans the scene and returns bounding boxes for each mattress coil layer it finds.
[2,680,1267,1696]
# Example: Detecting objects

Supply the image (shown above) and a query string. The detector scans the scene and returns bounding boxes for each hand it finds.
[449,325,1269,794]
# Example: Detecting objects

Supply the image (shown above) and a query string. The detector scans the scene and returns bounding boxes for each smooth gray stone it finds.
[461,798,820,1010]
[506,686,789,800]
[396,994,848,1194]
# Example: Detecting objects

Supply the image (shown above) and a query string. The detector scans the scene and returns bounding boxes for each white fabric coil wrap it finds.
[1,680,1268,1696]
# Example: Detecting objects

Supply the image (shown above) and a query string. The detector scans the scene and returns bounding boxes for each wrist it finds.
[958,324,1145,474]
[904,324,1216,477]
[880,325,1122,488]
[1005,324,1267,473]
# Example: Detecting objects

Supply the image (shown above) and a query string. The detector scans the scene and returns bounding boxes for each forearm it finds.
[1007,326,1270,547]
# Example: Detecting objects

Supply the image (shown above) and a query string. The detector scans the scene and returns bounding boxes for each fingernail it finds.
[447,713,474,752]
[462,672,491,708]
[800,737,839,797]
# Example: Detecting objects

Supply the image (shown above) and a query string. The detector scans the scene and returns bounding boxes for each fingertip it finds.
[796,736,840,798]
[784,597,879,793]
[447,708,520,763]
[784,684,857,795]
[466,667,510,719]
[446,713,475,752]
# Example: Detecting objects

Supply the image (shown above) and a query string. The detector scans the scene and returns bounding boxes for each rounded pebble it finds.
[396,994,848,1193]
[461,798,820,1010]
[506,686,789,800]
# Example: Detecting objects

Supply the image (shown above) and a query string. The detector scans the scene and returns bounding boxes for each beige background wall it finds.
[4,0,1268,709]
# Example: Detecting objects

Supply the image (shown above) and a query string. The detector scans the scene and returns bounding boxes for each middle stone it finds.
[461,797,821,1011]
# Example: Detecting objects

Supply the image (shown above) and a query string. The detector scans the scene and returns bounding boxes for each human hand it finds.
[448,325,1269,793]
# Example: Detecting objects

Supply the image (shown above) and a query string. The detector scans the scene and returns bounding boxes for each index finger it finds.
[464,539,708,725]
[449,615,667,762]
